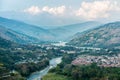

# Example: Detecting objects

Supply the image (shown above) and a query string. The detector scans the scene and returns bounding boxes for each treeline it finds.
[0,64,25,80]
[15,59,49,77]
[0,37,59,79]
[52,63,120,80]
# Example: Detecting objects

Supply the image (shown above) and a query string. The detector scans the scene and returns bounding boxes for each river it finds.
[27,57,62,80]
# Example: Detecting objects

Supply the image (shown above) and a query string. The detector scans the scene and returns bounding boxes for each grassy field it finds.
[42,73,71,80]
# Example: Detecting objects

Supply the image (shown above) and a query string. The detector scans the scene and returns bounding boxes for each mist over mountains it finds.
[0,17,101,43]
[0,16,120,48]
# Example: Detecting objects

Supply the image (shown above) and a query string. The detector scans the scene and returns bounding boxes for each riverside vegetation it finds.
[43,54,120,80]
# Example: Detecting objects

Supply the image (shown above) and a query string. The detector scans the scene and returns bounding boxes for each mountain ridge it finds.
[0,25,40,44]
[68,22,120,48]
[49,21,101,41]
[0,17,55,41]
[0,17,102,42]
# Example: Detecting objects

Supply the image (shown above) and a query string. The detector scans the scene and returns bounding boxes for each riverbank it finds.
[27,57,62,80]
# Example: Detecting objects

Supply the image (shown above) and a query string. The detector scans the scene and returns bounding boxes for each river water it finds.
[27,57,62,80]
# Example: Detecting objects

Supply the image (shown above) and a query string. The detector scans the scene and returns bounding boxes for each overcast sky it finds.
[0,0,120,26]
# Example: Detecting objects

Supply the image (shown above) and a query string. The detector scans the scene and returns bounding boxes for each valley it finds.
[1,0,120,79]
[0,17,120,80]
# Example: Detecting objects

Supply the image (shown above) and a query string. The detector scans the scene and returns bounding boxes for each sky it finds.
[0,0,120,27]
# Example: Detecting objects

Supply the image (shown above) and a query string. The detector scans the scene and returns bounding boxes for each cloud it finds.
[75,0,120,20]
[24,6,41,15]
[23,1,120,20]
[24,6,66,15]
[42,6,66,15]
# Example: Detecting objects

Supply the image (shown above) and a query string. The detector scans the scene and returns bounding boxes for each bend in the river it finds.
[27,57,62,80]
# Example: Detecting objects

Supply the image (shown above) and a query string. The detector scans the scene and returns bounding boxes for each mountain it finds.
[0,35,14,48]
[0,17,101,42]
[0,25,40,44]
[0,17,55,41]
[49,21,101,41]
[68,22,120,48]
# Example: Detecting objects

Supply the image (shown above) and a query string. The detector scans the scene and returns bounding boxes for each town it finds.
[72,54,120,67]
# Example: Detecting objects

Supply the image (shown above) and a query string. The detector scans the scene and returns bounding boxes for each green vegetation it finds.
[43,54,120,80]
[1,22,120,79]
[42,73,71,80]
[0,65,25,80]
[0,37,62,79]
[15,59,49,77]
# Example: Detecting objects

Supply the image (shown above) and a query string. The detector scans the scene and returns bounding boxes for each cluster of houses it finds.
[72,55,120,67]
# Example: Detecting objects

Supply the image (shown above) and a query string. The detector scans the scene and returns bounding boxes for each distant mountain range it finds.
[0,17,101,43]
[0,25,40,44]
[49,21,101,41]
[1,17,119,48]
[0,17,55,41]
[68,22,120,48]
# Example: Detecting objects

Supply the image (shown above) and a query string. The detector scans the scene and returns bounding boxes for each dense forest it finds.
[0,37,61,80]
